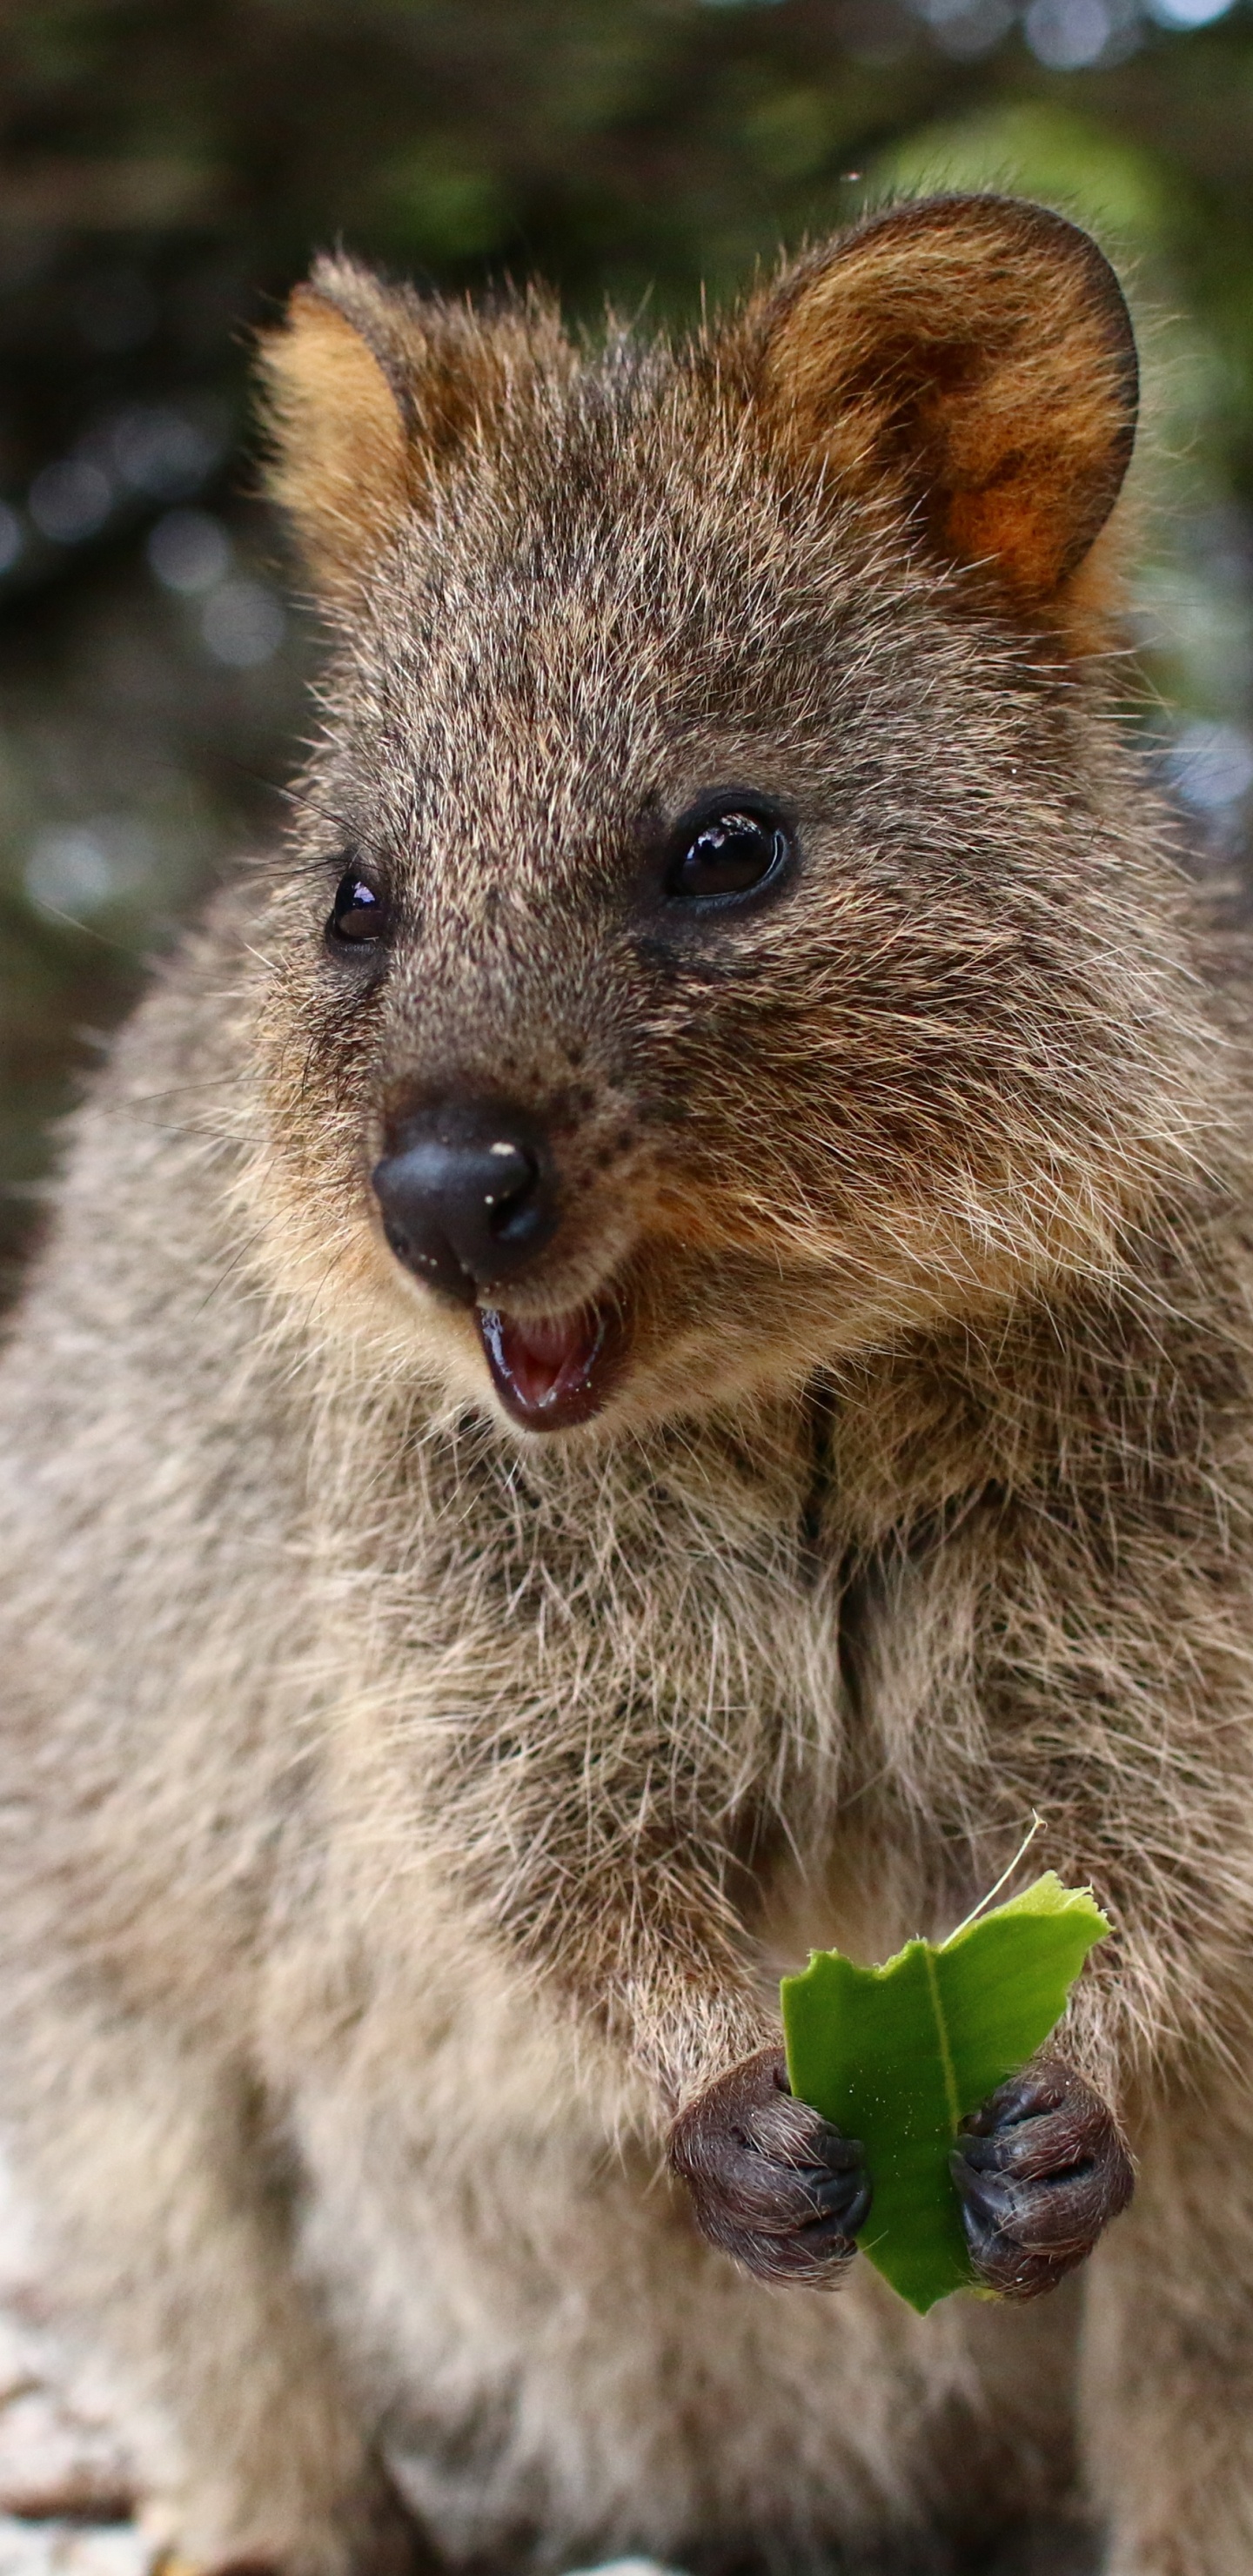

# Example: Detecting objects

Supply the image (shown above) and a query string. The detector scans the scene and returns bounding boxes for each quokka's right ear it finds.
[729,195,1139,632]
[257,254,568,608]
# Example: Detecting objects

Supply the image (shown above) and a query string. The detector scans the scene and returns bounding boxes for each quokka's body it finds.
[0,194,1250,2576]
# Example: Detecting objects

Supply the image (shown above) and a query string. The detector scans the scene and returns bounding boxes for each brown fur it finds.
[258,258,574,605]
[731,197,1138,632]
[0,195,1249,2576]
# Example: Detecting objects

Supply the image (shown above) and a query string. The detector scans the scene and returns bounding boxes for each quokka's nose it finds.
[372,1103,559,1304]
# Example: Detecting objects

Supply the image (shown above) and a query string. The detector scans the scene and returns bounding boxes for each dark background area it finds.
[3,0,1252,1298]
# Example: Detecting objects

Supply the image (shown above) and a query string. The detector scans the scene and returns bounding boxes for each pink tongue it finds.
[481,1307,603,1413]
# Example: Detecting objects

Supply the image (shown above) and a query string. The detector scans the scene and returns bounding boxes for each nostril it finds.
[483,1139,540,1242]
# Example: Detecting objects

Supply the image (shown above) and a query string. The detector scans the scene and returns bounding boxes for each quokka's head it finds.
[250,193,1196,1438]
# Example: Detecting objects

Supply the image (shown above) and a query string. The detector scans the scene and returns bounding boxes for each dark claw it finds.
[951,2052,1134,2301]
[668,2044,871,2287]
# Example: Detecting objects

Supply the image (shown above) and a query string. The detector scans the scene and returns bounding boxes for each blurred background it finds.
[1,0,1251,1299]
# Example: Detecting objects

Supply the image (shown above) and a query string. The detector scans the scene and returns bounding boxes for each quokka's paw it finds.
[951,2052,1134,2301]
[667,2044,871,2286]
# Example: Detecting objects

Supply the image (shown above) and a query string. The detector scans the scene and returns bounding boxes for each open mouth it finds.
[477,1299,622,1431]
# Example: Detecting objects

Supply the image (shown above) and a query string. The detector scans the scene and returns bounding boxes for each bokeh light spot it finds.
[200,579,285,668]
[25,828,117,918]
[1024,0,1113,62]
[1145,0,1234,23]
[110,406,218,501]
[147,509,231,596]
[1169,720,1253,812]
[28,460,112,546]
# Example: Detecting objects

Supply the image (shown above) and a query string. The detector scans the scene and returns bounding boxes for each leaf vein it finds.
[923,1942,962,2135]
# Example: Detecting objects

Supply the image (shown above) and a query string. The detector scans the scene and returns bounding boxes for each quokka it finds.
[0,191,1249,2576]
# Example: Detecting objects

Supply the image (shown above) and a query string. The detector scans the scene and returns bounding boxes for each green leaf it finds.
[780,1873,1110,2315]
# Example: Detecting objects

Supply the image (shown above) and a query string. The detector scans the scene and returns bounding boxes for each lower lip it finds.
[477,1301,622,1431]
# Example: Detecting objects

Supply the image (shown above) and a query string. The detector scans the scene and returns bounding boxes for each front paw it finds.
[952,2052,1134,2301]
[667,2044,871,2287]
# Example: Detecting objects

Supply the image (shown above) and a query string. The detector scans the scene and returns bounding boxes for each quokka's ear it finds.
[740,195,1138,620]
[258,253,568,606]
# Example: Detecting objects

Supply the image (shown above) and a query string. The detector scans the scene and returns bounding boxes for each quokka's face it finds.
[251,198,1172,1439]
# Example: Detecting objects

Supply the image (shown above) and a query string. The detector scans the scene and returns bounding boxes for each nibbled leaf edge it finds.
[779,1870,1113,2316]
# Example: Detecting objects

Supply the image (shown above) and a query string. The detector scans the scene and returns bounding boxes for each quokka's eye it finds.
[326,869,389,951]
[667,802,793,905]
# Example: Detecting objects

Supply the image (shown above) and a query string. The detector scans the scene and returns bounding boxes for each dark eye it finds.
[326,869,389,951]
[667,804,792,904]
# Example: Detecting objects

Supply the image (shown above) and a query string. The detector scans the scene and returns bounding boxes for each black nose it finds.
[372,1102,559,1303]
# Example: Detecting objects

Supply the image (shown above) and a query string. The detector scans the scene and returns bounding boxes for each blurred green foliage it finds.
[2,0,1253,1292]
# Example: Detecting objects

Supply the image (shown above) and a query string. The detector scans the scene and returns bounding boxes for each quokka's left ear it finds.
[257,253,571,610]
[735,194,1138,621]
